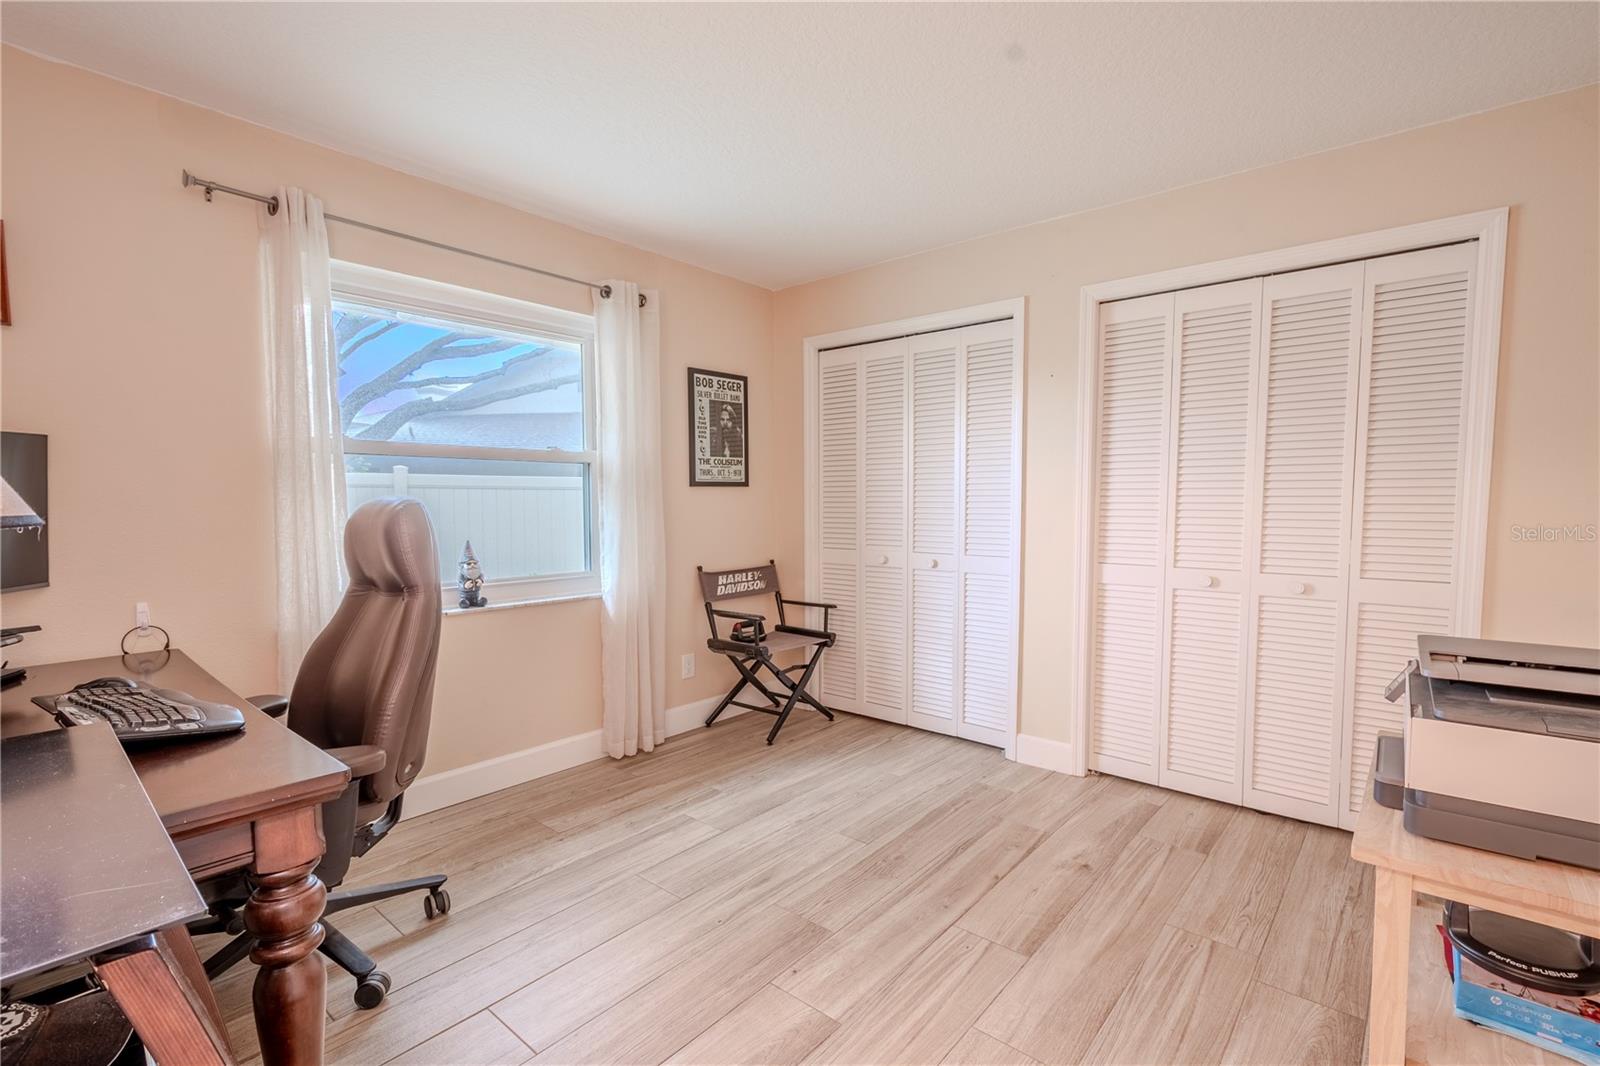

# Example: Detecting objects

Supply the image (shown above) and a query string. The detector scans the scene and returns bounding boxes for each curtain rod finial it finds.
[183,169,216,203]
[599,283,613,299]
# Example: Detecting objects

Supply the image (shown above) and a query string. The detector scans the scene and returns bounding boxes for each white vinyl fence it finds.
[347,468,587,584]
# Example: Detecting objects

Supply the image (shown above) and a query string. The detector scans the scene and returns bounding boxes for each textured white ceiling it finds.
[4,3,1596,288]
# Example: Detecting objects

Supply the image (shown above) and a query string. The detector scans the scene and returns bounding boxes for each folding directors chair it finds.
[698,561,837,744]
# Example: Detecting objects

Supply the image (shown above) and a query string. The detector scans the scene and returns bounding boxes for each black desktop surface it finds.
[0,724,206,983]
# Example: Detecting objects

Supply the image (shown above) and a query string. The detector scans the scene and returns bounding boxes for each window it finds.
[331,262,599,606]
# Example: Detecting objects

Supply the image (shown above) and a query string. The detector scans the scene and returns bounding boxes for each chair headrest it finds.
[346,497,437,594]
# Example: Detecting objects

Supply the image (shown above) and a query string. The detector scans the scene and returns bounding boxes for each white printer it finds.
[1372,635,1600,870]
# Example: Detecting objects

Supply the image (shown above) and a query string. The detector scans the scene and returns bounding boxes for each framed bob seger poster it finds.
[688,367,749,486]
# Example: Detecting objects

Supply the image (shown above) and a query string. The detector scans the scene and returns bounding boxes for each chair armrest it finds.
[710,608,765,645]
[246,694,289,719]
[325,744,387,779]
[710,609,766,623]
[708,637,764,656]
[775,624,834,642]
[779,597,838,611]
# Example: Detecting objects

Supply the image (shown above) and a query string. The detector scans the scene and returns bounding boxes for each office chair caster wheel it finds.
[353,971,390,1010]
[424,888,451,920]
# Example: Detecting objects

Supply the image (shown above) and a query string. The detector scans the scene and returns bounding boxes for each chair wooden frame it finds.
[698,562,837,744]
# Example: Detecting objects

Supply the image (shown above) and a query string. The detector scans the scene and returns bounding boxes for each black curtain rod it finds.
[182,170,644,306]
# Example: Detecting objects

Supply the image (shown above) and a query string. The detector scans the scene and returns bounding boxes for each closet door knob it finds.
[1203,575,1218,589]
[1292,582,1308,595]
[880,555,890,565]
[930,559,940,569]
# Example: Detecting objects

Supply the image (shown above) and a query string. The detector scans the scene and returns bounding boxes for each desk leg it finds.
[1366,866,1413,1066]
[244,807,328,1066]
[94,930,234,1066]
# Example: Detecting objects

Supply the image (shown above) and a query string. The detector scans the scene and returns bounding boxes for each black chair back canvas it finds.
[698,563,780,603]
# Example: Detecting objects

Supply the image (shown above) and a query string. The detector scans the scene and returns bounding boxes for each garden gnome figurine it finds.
[458,540,488,608]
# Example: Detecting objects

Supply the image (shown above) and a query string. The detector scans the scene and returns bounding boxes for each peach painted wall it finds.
[771,85,1600,747]
[5,46,1595,770]
[0,47,778,774]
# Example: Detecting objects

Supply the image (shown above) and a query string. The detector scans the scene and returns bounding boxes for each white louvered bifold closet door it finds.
[859,338,911,724]
[817,349,862,710]
[1157,279,1261,804]
[1240,262,1365,826]
[907,328,962,737]
[1089,293,1175,784]
[957,321,1021,748]
[811,318,1022,749]
[1338,243,1477,828]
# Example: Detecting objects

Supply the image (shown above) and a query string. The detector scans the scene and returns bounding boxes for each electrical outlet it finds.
[135,601,151,629]
[681,653,696,680]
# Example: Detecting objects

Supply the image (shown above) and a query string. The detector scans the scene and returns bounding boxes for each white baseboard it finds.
[404,727,605,817]
[666,694,739,736]
[1015,733,1079,775]
[405,693,747,818]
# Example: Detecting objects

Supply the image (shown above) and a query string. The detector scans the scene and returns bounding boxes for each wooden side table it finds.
[1351,794,1600,1066]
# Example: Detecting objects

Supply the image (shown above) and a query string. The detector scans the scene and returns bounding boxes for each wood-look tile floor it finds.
[207,710,1373,1065]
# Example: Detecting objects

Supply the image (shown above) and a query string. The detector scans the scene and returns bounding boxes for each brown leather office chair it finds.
[194,497,449,1009]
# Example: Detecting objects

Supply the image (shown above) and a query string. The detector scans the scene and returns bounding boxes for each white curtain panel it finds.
[597,282,668,758]
[261,187,347,693]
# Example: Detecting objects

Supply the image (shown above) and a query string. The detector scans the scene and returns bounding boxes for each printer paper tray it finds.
[1405,787,1600,871]
[1372,735,1600,871]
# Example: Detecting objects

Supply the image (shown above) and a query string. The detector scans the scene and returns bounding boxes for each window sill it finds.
[443,591,602,617]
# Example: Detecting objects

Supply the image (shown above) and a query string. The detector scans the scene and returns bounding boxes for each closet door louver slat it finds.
[1347,601,1450,821]
[820,559,860,707]
[1090,293,1174,783]
[1093,584,1160,768]
[1165,588,1245,786]
[1157,280,1259,802]
[911,346,959,558]
[1250,596,1341,807]
[960,572,1011,735]
[958,323,1019,747]
[1096,320,1170,568]
[1171,294,1257,574]
[1338,243,1476,827]
[1358,268,1469,584]
[859,342,909,722]
[864,352,908,555]
[910,572,957,728]
[1256,289,1357,579]
[962,337,1015,560]
[817,351,861,709]
[819,358,860,554]
[1242,262,1364,826]
[908,335,961,737]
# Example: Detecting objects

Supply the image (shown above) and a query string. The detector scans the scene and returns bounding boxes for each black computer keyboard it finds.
[35,678,247,744]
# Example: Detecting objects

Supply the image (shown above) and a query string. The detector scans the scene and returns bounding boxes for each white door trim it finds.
[804,298,1026,757]
[1071,208,1507,776]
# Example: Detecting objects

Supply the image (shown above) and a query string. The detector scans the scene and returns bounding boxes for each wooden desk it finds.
[1,651,349,1066]
[1350,795,1600,1066]
[2,725,233,1064]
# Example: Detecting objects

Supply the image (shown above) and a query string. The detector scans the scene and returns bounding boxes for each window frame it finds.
[331,261,601,607]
